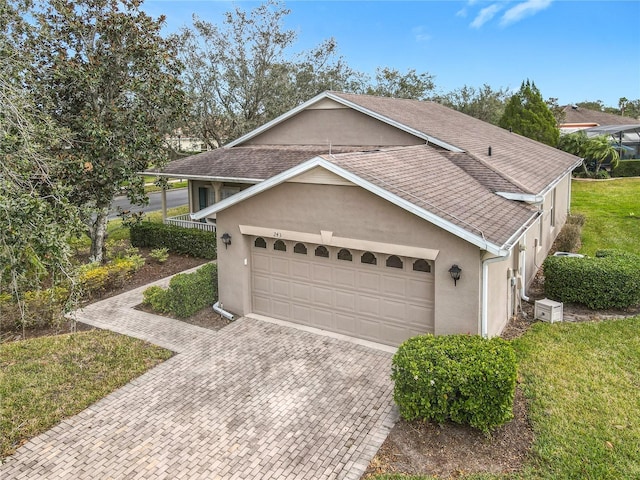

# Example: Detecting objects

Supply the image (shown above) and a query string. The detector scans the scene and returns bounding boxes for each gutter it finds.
[213,302,234,321]
[481,254,509,338]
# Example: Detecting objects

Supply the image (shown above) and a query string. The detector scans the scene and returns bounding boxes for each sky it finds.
[142,0,640,108]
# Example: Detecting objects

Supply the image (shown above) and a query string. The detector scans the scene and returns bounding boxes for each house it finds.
[559,105,640,159]
[147,91,582,346]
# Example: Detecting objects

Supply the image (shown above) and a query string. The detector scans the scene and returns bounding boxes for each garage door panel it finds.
[358,295,380,316]
[271,257,290,275]
[253,254,270,273]
[312,264,333,284]
[271,278,290,297]
[311,309,334,329]
[358,271,380,292]
[291,261,311,281]
[313,286,333,307]
[271,299,291,318]
[335,313,358,335]
[334,267,356,287]
[335,290,356,311]
[291,283,312,302]
[253,274,271,295]
[251,239,434,347]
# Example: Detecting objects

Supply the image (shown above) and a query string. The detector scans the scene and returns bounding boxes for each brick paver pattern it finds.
[0,269,397,480]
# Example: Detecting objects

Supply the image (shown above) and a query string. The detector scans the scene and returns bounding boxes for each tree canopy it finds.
[29,0,187,262]
[1,0,81,306]
[435,84,510,125]
[558,131,620,174]
[499,80,559,147]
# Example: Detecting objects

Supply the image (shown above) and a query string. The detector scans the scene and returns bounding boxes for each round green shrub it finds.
[391,334,517,433]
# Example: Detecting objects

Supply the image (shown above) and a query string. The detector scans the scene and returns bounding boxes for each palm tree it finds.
[584,135,620,173]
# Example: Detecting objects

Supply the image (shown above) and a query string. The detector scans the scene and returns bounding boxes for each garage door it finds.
[251,236,434,346]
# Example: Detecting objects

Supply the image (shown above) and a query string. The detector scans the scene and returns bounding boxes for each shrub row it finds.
[142,263,217,318]
[130,222,217,259]
[391,334,517,433]
[77,255,145,299]
[0,287,70,330]
[543,250,640,309]
[612,159,640,178]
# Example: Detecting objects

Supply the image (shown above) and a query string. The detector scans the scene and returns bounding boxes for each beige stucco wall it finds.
[214,181,483,336]
[244,108,425,147]
[485,254,514,337]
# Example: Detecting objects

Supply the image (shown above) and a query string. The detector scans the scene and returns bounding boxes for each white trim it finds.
[496,192,544,203]
[140,172,264,184]
[192,157,508,255]
[239,225,440,260]
[225,91,464,153]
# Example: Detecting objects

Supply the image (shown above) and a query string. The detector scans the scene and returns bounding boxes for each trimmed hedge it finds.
[142,263,218,318]
[612,159,640,178]
[130,222,217,259]
[543,250,640,309]
[391,334,517,433]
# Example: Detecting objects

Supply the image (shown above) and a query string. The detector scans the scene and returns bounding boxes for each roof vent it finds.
[509,127,512,133]
[488,146,492,156]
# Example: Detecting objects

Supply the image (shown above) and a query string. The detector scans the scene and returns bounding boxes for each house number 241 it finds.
[273,232,282,238]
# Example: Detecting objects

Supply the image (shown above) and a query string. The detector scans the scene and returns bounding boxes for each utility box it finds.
[535,298,563,323]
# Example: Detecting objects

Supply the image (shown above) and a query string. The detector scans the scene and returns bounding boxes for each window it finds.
[294,243,307,255]
[274,240,286,252]
[221,186,241,200]
[413,259,431,273]
[361,251,377,265]
[386,255,403,269]
[337,248,352,261]
[254,237,267,248]
[315,245,329,258]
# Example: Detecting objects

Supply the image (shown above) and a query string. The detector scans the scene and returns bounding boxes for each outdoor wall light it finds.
[221,233,232,249]
[449,264,462,286]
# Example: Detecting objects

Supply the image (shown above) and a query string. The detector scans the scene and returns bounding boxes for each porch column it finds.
[211,181,223,203]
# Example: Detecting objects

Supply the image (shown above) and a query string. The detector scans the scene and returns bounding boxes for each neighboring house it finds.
[559,105,640,159]
[147,91,582,346]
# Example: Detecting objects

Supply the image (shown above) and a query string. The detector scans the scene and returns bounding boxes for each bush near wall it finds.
[612,160,640,178]
[0,287,70,330]
[391,334,517,433]
[142,263,217,318]
[543,250,640,309]
[130,222,217,259]
[77,255,145,299]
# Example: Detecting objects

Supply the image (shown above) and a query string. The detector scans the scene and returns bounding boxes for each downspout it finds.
[481,255,509,338]
[519,242,530,302]
[213,301,234,321]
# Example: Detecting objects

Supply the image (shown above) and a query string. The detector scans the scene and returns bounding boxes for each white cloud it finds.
[412,26,431,43]
[470,4,502,29]
[500,0,554,26]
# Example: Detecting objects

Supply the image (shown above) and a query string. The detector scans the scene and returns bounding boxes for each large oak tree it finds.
[30,0,187,262]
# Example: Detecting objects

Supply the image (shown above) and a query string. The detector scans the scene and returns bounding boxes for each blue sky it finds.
[143,1,640,108]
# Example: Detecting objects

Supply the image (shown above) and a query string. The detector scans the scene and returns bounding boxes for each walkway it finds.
[0,270,397,480]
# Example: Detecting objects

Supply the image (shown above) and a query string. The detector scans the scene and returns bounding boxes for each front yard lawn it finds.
[571,178,640,256]
[0,330,172,459]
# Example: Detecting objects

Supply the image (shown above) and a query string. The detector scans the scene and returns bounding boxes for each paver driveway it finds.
[0,272,397,480]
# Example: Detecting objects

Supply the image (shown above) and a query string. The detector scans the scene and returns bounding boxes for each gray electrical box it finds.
[535,298,563,323]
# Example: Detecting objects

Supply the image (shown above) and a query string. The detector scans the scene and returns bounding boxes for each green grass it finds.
[571,178,640,256]
[513,317,640,479]
[0,330,172,459]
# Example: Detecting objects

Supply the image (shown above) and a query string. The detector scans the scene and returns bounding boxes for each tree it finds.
[499,80,559,146]
[435,84,510,125]
[545,97,565,125]
[177,0,362,148]
[575,100,605,112]
[365,67,435,101]
[1,0,82,317]
[558,131,619,174]
[29,0,187,262]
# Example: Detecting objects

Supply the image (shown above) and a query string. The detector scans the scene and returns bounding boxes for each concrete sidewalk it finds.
[1,269,397,480]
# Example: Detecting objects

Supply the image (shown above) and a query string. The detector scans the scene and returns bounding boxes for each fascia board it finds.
[496,192,544,203]
[140,171,264,183]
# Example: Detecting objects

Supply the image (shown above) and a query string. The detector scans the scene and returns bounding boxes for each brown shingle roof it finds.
[561,105,640,126]
[154,145,372,181]
[322,145,536,247]
[330,92,581,194]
